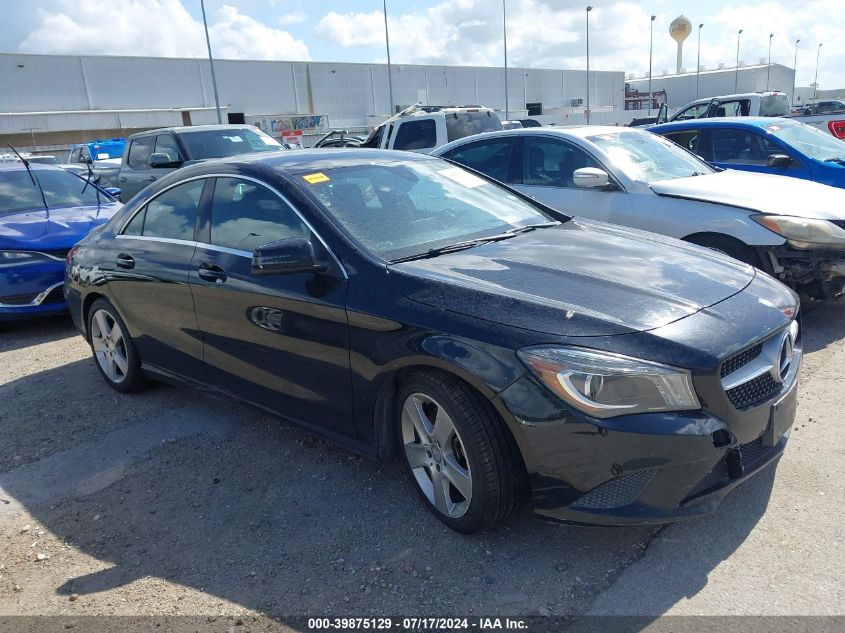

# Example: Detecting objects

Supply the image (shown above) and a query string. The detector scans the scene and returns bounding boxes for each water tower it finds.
[669,15,692,74]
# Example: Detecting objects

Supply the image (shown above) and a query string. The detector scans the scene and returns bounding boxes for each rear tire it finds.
[396,371,526,533]
[87,298,147,393]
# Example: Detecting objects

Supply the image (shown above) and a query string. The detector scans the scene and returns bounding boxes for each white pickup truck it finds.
[359,104,502,153]
[632,91,845,138]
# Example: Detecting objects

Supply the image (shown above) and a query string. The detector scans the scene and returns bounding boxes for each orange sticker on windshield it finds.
[303,172,330,184]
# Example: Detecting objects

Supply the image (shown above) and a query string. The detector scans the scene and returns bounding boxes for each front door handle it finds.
[116,253,135,269]
[197,262,227,283]
[118,176,128,183]
[145,176,156,182]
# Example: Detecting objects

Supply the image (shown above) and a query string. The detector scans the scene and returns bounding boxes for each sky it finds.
[3,0,842,89]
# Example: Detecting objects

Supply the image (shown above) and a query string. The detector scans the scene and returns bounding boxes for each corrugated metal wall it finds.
[2,53,625,131]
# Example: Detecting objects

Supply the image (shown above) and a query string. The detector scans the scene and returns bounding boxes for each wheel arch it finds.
[81,291,107,339]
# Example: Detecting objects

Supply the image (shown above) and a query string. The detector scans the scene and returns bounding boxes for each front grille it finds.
[0,293,37,306]
[571,469,656,510]
[685,438,777,500]
[720,343,763,378]
[725,372,782,409]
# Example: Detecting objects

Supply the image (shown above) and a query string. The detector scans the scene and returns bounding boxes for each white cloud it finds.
[19,0,310,61]
[278,10,308,26]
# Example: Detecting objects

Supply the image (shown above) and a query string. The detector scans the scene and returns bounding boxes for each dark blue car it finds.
[651,117,845,189]
[0,163,121,321]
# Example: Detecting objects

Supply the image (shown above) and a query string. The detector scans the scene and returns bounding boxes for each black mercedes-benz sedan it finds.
[65,149,802,533]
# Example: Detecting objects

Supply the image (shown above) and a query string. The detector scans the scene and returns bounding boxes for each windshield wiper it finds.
[390,222,559,263]
[824,157,845,166]
[7,144,49,217]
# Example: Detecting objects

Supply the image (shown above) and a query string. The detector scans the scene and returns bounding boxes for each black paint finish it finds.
[65,149,801,525]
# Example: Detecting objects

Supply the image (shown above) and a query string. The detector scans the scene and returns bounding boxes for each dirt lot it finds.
[0,302,843,631]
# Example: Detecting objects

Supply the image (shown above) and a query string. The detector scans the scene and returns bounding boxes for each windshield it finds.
[759,94,791,117]
[588,131,715,182]
[26,156,59,165]
[297,158,556,261]
[179,128,284,159]
[763,121,845,161]
[445,111,503,142]
[0,169,112,215]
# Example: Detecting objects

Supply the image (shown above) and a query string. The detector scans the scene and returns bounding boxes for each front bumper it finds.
[497,333,801,527]
[764,247,845,298]
[0,262,67,321]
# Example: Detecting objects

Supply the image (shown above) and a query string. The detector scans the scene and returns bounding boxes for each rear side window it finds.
[445,111,503,142]
[759,94,790,116]
[393,120,437,151]
[127,137,154,169]
[662,130,700,154]
[449,139,516,183]
[209,177,309,252]
[125,179,205,240]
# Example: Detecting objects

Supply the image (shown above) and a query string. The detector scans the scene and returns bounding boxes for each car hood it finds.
[395,219,757,337]
[650,170,845,220]
[0,203,122,250]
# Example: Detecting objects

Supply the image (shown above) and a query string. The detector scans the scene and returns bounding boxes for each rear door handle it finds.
[116,253,135,269]
[145,176,156,182]
[197,262,227,283]
[118,177,127,183]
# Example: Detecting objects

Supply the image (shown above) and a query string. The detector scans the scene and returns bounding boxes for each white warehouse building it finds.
[627,63,796,112]
[0,52,626,151]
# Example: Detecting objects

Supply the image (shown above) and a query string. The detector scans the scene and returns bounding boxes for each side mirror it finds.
[656,103,669,124]
[103,187,122,198]
[252,238,328,276]
[573,167,612,189]
[766,154,793,168]
[83,156,93,165]
[149,153,182,168]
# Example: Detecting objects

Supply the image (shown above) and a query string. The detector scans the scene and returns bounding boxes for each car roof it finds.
[652,117,795,132]
[433,125,642,153]
[127,124,262,139]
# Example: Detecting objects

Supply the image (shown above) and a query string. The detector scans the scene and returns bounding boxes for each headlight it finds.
[752,215,845,249]
[517,347,700,419]
[0,251,55,265]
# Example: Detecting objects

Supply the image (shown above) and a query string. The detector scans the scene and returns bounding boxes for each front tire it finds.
[396,371,525,533]
[87,298,147,393]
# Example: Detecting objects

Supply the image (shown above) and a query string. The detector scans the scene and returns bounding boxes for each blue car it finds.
[651,117,845,189]
[1,163,121,321]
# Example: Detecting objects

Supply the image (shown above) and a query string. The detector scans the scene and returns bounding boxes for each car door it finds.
[189,175,353,435]
[701,127,810,178]
[118,136,156,201]
[102,177,209,379]
[510,136,626,222]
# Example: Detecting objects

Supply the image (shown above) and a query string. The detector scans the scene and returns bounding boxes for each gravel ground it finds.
[0,303,842,631]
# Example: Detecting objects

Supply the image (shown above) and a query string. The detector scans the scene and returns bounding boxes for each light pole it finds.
[383,0,395,115]
[586,6,592,124]
[792,39,800,107]
[766,33,773,90]
[696,23,703,99]
[503,0,508,120]
[648,15,655,115]
[200,0,222,124]
[734,29,743,92]
[813,42,822,103]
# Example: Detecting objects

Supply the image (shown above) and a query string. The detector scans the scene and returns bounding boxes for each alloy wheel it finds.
[90,308,129,384]
[401,392,473,518]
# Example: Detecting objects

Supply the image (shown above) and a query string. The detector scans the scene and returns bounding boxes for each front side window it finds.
[127,179,205,240]
[523,137,600,187]
[299,158,555,261]
[178,127,283,159]
[0,168,111,215]
[708,128,797,166]
[154,134,183,163]
[449,139,516,183]
[588,131,714,182]
[673,103,710,121]
[209,177,309,252]
[393,120,437,151]
[127,137,154,169]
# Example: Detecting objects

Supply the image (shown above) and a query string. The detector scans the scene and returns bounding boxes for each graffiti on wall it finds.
[251,115,328,138]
